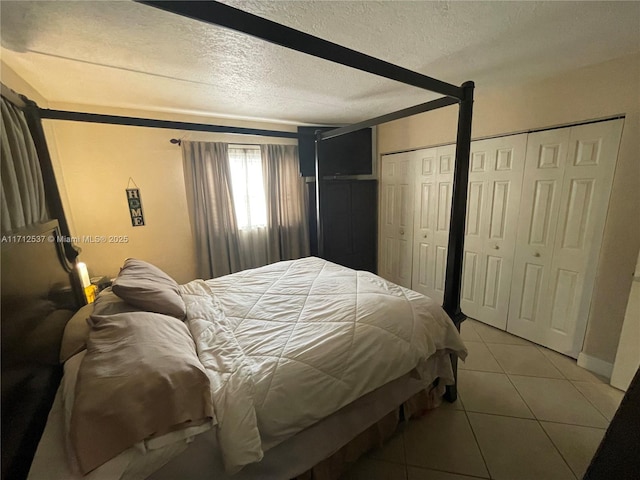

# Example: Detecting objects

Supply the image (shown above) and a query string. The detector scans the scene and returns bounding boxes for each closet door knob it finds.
[493,245,500,250]
[423,234,428,238]
[400,229,405,235]
[534,252,541,257]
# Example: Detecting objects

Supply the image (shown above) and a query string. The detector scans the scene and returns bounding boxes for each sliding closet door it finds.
[379,151,417,288]
[411,145,456,303]
[411,148,437,297]
[508,119,623,357]
[461,134,527,329]
[508,128,573,350]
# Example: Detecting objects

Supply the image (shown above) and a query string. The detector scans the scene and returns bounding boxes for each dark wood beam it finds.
[443,80,475,324]
[319,97,458,141]
[38,109,298,139]
[21,103,81,263]
[138,1,463,100]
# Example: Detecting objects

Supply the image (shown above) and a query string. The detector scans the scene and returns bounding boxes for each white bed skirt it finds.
[28,353,454,480]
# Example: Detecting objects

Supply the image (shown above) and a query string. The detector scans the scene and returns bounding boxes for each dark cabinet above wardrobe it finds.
[307,179,377,274]
[297,126,373,177]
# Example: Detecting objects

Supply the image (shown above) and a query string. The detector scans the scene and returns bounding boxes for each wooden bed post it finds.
[314,136,324,258]
[19,98,81,264]
[443,81,474,402]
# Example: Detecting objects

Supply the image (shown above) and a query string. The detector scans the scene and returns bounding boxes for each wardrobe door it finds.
[461,135,527,329]
[379,151,416,288]
[411,148,437,297]
[349,180,377,272]
[410,145,455,302]
[432,145,456,303]
[508,119,623,357]
[323,181,352,262]
[508,128,571,346]
[542,120,623,355]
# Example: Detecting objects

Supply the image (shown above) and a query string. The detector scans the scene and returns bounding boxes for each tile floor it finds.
[342,319,625,480]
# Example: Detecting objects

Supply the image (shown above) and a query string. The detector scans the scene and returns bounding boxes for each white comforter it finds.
[179,257,467,473]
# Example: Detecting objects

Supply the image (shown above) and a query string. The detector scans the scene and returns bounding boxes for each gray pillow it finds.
[92,288,141,316]
[72,311,213,473]
[111,259,186,319]
[60,303,94,363]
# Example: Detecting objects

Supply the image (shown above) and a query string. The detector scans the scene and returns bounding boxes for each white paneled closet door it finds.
[411,145,456,303]
[461,135,527,329]
[508,119,624,357]
[379,151,417,288]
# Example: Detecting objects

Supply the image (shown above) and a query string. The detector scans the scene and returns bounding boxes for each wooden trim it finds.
[577,353,614,378]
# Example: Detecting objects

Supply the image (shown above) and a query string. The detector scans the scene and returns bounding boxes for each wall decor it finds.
[126,178,145,227]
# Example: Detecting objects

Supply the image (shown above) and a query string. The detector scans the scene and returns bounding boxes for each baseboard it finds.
[577,352,614,379]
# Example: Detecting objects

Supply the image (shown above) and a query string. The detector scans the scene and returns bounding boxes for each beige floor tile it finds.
[470,321,532,345]
[487,344,564,378]
[541,421,605,479]
[369,431,405,463]
[537,348,607,383]
[458,370,533,418]
[509,375,609,427]
[403,409,488,478]
[459,320,482,342]
[343,458,407,480]
[458,341,503,373]
[407,466,488,479]
[468,412,575,480]
[571,381,625,421]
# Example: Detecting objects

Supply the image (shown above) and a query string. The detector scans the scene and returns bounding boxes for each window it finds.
[228,146,267,230]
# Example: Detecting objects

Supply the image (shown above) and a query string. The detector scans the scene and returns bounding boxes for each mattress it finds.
[28,257,466,479]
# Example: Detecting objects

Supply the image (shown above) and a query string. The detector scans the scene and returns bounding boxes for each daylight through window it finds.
[228,146,267,229]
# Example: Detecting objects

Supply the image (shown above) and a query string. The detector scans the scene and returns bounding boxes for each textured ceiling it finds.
[1,1,639,125]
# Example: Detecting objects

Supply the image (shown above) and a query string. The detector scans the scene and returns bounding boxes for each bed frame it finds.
[30,0,475,331]
[2,2,473,477]
[1,220,81,480]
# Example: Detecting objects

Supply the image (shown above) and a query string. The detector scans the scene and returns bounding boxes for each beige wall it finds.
[44,121,197,283]
[43,117,296,284]
[1,62,49,106]
[379,52,640,365]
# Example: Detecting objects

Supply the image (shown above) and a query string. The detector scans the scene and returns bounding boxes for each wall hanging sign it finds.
[126,178,145,227]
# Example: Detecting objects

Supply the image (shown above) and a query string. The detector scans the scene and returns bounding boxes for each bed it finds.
[27,257,466,480]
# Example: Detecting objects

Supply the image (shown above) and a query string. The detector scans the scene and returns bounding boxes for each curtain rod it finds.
[1,84,28,109]
[170,139,269,147]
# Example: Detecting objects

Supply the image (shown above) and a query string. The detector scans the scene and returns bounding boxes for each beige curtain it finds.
[1,97,48,233]
[182,141,241,279]
[261,144,310,262]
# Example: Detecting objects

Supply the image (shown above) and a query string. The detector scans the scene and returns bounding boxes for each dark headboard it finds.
[1,220,81,480]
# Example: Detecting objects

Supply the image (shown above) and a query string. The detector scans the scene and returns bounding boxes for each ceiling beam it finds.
[137,1,464,100]
[319,96,458,140]
[38,109,298,139]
